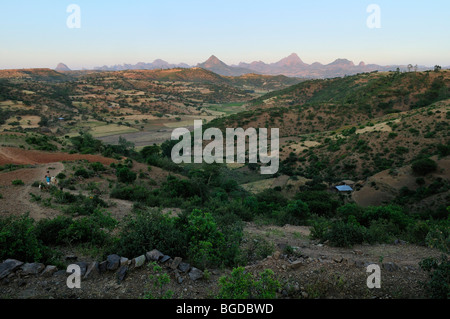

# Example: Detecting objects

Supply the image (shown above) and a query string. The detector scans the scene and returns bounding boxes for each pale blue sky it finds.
[0,0,449,69]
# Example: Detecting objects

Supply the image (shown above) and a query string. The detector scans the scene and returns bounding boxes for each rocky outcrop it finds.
[0,248,204,287]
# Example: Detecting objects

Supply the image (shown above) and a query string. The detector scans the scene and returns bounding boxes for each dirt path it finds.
[0,163,64,220]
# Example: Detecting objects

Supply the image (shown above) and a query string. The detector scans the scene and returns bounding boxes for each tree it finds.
[412,158,438,176]
[434,65,442,72]
[116,167,137,184]
[407,64,413,72]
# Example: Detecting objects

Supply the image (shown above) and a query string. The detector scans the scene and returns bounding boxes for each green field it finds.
[206,102,246,115]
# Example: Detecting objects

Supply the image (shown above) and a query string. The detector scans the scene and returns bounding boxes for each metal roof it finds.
[335,185,353,192]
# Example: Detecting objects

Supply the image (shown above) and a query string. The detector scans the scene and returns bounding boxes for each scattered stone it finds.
[107,254,121,271]
[120,257,129,267]
[41,265,57,278]
[174,270,183,284]
[75,262,88,276]
[20,263,45,276]
[146,249,164,262]
[117,265,128,282]
[383,262,400,272]
[273,251,281,260]
[160,255,171,263]
[53,270,67,277]
[393,239,407,245]
[0,259,24,279]
[65,255,77,262]
[99,261,108,273]
[333,256,343,263]
[171,257,182,270]
[178,262,190,273]
[188,267,203,281]
[289,260,304,270]
[133,255,146,268]
[364,262,377,268]
[84,262,100,280]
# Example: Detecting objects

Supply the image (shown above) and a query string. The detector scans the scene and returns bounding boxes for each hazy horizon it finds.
[1,0,449,70]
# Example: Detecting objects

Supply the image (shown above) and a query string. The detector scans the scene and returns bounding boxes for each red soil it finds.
[0,147,118,166]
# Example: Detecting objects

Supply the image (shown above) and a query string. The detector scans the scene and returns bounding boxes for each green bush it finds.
[12,179,25,186]
[0,214,43,262]
[325,220,366,247]
[74,168,90,179]
[412,158,438,175]
[217,267,280,299]
[90,162,106,172]
[115,209,187,258]
[185,209,226,269]
[116,167,137,184]
[419,255,450,299]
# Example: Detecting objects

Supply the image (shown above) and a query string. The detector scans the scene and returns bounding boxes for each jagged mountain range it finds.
[60,53,436,78]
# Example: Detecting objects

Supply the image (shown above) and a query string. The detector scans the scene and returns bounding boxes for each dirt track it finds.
[0,147,118,166]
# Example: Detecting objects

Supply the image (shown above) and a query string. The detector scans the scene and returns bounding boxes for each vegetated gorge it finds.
[0,67,449,300]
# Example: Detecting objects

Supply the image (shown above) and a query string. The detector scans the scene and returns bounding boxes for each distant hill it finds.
[237,53,424,78]
[197,55,256,77]
[87,53,434,79]
[94,59,190,71]
[0,68,67,81]
[55,63,71,72]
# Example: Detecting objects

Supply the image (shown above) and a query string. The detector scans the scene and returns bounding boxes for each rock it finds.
[84,262,100,280]
[333,256,343,263]
[273,251,281,260]
[146,249,164,262]
[383,262,400,272]
[188,267,203,281]
[117,265,128,282]
[301,291,308,299]
[355,261,366,268]
[65,255,77,262]
[20,263,45,276]
[178,262,190,273]
[289,260,304,270]
[160,255,171,263]
[75,262,88,276]
[353,250,363,255]
[120,257,129,267]
[107,254,121,271]
[99,261,108,273]
[53,270,67,277]
[41,265,57,278]
[0,259,24,279]
[132,255,146,268]
[174,270,183,284]
[171,257,182,270]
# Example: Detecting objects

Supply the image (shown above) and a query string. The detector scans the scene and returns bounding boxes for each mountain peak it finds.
[274,53,305,66]
[328,58,355,67]
[55,63,71,71]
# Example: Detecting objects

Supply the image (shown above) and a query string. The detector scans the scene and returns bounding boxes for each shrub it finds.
[115,209,187,258]
[419,255,450,299]
[0,214,43,262]
[90,162,106,172]
[116,167,137,184]
[74,168,90,179]
[185,209,226,269]
[309,216,332,240]
[12,179,25,186]
[56,173,66,180]
[217,267,280,299]
[325,220,366,247]
[412,158,438,175]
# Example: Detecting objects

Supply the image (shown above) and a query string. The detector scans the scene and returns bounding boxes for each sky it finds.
[0,0,449,70]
